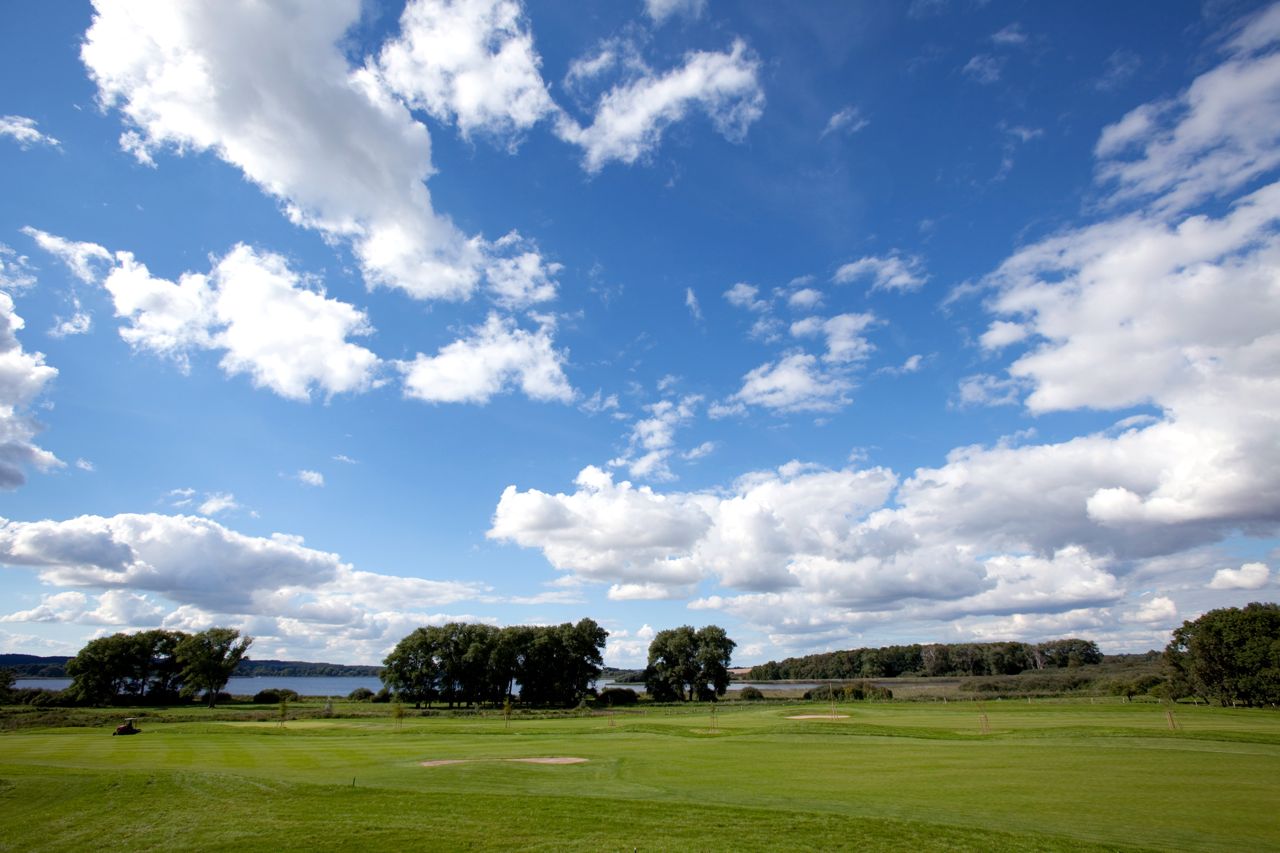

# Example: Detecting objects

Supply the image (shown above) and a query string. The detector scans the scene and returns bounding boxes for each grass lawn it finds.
[2,699,1277,851]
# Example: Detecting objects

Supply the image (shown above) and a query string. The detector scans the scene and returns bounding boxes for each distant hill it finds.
[0,654,72,677]
[0,653,379,679]
[233,659,381,677]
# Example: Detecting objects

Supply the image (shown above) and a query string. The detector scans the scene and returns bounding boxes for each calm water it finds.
[14,676,823,696]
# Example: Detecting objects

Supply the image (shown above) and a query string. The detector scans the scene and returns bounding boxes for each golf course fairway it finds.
[2,699,1277,851]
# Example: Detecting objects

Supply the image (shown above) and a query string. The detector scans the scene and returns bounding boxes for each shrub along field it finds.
[2,698,1277,851]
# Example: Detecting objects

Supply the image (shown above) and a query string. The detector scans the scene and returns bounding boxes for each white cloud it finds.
[610,394,701,481]
[991,24,1028,47]
[0,291,62,489]
[833,253,927,291]
[731,352,852,413]
[197,492,239,516]
[1130,595,1177,624]
[685,287,702,321]
[398,312,573,404]
[645,0,706,25]
[105,243,381,400]
[1094,10,1280,214]
[483,231,560,308]
[49,306,93,338]
[298,470,325,488]
[1208,561,1270,590]
[0,115,60,149]
[979,320,1029,351]
[787,288,823,310]
[82,0,483,301]
[962,54,1003,85]
[0,512,488,638]
[556,39,764,172]
[375,0,556,145]
[724,282,769,312]
[0,245,36,292]
[821,106,869,139]
[22,227,112,284]
[75,458,95,472]
[790,312,876,364]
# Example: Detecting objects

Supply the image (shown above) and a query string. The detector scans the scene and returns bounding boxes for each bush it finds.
[252,688,298,704]
[348,687,375,701]
[804,681,892,701]
[739,686,765,701]
[371,686,392,703]
[597,687,639,707]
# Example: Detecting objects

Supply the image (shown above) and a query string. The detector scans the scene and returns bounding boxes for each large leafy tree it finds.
[1165,602,1280,707]
[176,628,252,707]
[66,630,189,706]
[645,624,736,701]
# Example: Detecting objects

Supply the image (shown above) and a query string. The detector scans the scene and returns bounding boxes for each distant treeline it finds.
[0,654,71,678]
[748,638,1102,680]
[0,653,380,679]
[232,659,381,678]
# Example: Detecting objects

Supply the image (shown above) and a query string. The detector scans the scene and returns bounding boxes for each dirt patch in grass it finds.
[420,757,588,767]
[786,714,850,720]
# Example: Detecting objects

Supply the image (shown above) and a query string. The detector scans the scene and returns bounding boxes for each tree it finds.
[1164,602,1280,707]
[0,667,14,703]
[381,627,442,708]
[176,628,252,707]
[645,624,736,701]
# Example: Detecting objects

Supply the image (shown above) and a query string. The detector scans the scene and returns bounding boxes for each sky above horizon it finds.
[2,0,1278,667]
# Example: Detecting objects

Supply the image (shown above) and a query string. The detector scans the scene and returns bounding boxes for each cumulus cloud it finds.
[22,227,112,284]
[81,0,482,301]
[0,512,489,650]
[298,470,325,487]
[0,292,62,489]
[483,231,561,308]
[0,245,36,292]
[556,39,764,172]
[104,243,380,400]
[1208,561,1270,590]
[0,115,60,149]
[609,394,701,481]
[790,312,876,364]
[724,282,769,312]
[398,313,572,404]
[494,14,1280,643]
[833,253,927,291]
[731,352,852,413]
[1094,8,1280,214]
[376,0,555,145]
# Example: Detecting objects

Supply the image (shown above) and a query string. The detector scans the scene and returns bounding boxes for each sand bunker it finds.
[786,714,850,720]
[420,757,587,767]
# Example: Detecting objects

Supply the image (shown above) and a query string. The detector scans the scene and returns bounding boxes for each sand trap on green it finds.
[786,714,849,719]
[421,757,588,767]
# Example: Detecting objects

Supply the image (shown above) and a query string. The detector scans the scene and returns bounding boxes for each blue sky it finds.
[2,0,1278,666]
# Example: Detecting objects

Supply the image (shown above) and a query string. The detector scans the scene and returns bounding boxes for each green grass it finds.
[2,699,1277,851]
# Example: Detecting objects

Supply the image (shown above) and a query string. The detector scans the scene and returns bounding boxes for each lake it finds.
[14,676,825,696]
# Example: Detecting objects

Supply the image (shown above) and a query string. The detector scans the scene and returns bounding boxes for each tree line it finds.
[380,619,608,708]
[748,638,1103,680]
[61,628,252,707]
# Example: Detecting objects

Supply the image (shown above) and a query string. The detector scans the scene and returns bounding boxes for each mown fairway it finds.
[2,700,1278,851]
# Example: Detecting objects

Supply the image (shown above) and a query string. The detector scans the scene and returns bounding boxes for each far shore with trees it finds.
[3,603,1277,710]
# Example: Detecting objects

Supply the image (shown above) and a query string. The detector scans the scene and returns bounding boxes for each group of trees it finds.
[1165,602,1280,707]
[749,638,1102,681]
[381,619,607,708]
[644,625,736,701]
[64,628,252,707]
